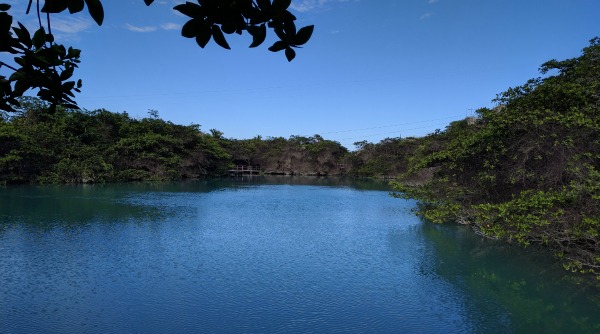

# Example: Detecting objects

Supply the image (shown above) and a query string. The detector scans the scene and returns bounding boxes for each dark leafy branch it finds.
[174,0,314,61]
[1,3,83,112]
[0,0,314,112]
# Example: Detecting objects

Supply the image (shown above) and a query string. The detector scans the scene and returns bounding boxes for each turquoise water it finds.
[0,177,598,333]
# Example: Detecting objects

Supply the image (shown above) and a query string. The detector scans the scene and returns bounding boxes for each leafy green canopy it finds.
[393,38,600,278]
[0,98,353,184]
[0,0,313,112]
[0,98,232,183]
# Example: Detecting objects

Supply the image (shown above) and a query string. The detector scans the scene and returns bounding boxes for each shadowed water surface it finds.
[0,177,598,333]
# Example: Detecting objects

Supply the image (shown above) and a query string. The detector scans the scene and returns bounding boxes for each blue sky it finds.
[3,0,599,149]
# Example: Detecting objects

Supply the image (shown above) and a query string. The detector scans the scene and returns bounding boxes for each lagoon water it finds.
[1,177,599,333]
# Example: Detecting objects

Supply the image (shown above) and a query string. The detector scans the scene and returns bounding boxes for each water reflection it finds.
[1,177,392,232]
[0,184,168,231]
[417,222,600,333]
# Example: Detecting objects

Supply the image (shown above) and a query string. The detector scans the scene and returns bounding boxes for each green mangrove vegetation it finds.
[0,98,231,183]
[392,38,600,278]
[0,101,352,183]
[1,38,599,280]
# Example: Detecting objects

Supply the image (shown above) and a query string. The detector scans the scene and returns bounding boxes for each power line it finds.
[319,115,463,135]
[335,124,446,141]
[77,77,398,100]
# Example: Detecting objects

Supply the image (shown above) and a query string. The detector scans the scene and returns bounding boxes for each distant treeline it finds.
[0,97,425,184]
[1,99,228,183]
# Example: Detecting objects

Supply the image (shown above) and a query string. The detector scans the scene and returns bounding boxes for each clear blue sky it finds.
[4,0,599,148]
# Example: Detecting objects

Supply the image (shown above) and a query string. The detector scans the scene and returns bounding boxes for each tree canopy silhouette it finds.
[0,0,314,112]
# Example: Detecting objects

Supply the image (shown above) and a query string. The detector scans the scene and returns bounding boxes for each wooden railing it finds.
[231,165,261,172]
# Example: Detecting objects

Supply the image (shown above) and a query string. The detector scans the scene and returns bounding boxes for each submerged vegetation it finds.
[1,38,599,279]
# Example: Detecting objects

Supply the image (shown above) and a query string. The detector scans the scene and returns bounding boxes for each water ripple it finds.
[1,180,599,333]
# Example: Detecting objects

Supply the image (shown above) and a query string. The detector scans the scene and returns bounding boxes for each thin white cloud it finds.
[160,22,181,31]
[420,12,434,19]
[4,0,23,7]
[125,23,180,33]
[428,0,439,4]
[126,24,158,33]
[290,0,356,13]
[51,16,93,34]
[18,15,95,42]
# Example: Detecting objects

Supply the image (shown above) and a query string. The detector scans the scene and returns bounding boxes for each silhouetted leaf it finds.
[14,57,26,67]
[0,4,11,11]
[84,0,104,25]
[9,70,25,81]
[285,46,295,61]
[14,77,30,95]
[282,10,296,21]
[273,27,287,42]
[41,0,69,13]
[196,26,212,48]
[37,89,52,100]
[144,0,154,5]
[32,28,46,49]
[60,67,74,81]
[211,25,230,50]
[174,2,203,18]
[268,40,286,52]
[283,20,296,37]
[256,0,271,11]
[272,0,291,13]
[181,19,199,38]
[0,11,12,27]
[62,81,75,91]
[221,23,237,34]
[293,25,313,46]
[249,9,269,25]
[248,24,266,48]
[68,0,85,14]
[198,0,213,7]
[0,14,13,47]
[57,44,67,55]
[15,23,32,49]
[67,47,81,58]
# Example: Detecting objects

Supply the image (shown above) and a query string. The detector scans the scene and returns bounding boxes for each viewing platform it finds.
[229,165,261,176]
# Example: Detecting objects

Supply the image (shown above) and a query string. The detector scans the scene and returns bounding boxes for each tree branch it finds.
[0,61,19,72]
